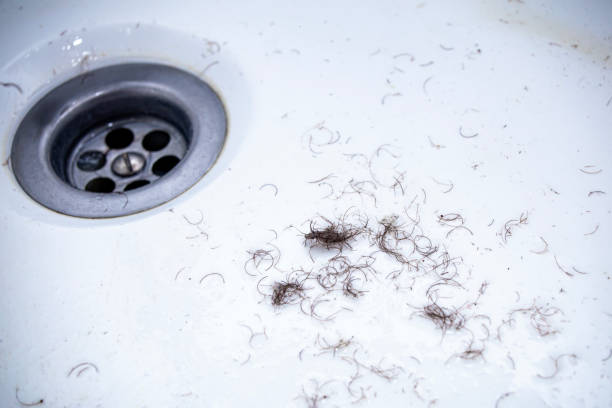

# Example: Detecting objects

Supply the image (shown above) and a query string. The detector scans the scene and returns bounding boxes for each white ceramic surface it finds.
[1,1,611,407]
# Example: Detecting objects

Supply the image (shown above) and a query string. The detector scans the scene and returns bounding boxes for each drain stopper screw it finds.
[111,152,146,177]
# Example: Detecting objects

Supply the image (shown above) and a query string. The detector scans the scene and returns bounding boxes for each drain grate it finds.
[68,116,187,192]
[11,63,227,218]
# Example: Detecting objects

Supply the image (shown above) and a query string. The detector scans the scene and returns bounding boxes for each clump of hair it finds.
[374,215,411,263]
[304,215,365,251]
[419,301,466,333]
[272,278,307,306]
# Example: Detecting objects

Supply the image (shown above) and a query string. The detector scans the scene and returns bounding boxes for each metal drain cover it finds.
[10,63,227,218]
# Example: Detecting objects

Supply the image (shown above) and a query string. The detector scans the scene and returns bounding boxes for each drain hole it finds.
[85,177,116,193]
[105,128,134,149]
[152,155,180,176]
[142,130,170,151]
[76,151,106,171]
[124,180,150,191]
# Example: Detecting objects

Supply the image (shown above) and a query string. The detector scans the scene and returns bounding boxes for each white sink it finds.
[1,1,611,407]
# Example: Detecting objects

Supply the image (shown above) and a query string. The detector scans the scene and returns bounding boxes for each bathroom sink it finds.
[0,1,611,407]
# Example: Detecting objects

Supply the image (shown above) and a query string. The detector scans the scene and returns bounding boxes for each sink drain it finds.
[10,63,227,218]
[68,116,187,192]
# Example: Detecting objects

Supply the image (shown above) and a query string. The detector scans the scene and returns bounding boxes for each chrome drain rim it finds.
[10,63,227,218]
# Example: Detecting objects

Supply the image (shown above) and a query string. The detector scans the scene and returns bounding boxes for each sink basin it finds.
[1,1,611,407]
